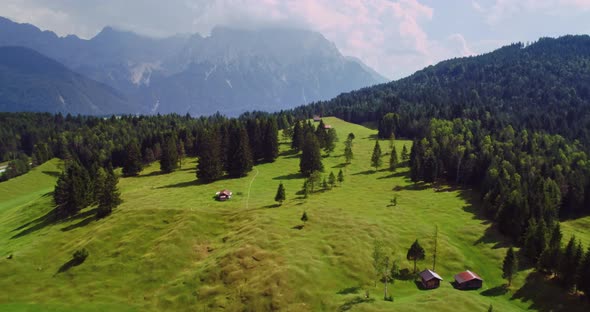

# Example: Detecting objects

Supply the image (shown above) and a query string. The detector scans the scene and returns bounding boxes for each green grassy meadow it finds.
[1,117,589,311]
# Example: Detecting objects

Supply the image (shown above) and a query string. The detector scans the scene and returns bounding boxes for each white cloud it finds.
[0,0,489,79]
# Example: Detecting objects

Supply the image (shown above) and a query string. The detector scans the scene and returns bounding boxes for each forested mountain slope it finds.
[295,35,590,145]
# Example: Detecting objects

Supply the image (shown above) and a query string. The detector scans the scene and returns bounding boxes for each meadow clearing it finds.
[1,117,589,311]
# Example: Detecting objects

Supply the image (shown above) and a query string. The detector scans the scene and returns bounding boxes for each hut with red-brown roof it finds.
[454,270,483,289]
[216,189,233,201]
[419,269,443,289]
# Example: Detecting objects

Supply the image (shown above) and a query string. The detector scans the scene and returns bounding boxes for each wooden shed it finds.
[454,270,483,290]
[216,189,232,201]
[419,269,443,289]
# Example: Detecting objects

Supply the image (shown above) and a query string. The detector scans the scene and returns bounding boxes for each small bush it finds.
[385,295,394,302]
[72,248,89,264]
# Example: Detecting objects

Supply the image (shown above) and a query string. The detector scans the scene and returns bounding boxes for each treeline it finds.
[287,35,590,148]
[410,118,590,240]
[0,112,281,221]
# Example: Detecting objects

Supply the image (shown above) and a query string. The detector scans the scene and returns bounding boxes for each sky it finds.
[2,0,590,79]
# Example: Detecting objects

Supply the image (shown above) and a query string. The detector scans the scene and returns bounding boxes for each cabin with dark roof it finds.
[454,270,483,289]
[419,269,443,289]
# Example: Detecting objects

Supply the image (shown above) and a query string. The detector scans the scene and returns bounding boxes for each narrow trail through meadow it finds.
[245,167,259,209]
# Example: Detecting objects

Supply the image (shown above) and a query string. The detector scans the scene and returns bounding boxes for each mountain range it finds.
[0,16,387,116]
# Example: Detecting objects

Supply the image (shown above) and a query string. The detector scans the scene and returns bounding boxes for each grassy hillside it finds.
[0,117,588,311]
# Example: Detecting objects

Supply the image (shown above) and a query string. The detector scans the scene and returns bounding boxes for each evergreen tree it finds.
[307,170,322,193]
[502,247,517,286]
[300,133,323,176]
[143,147,155,164]
[401,145,409,162]
[97,166,121,218]
[291,121,304,151]
[160,135,179,173]
[263,117,279,162]
[301,211,308,225]
[389,145,398,172]
[328,171,336,188]
[322,177,329,190]
[274,182,286,205]
[538,223,563,274]
[226,122,253,178]
[560,236,581,290]
[344,145,354,165]
[577,248,590,298]
[407,239,426,273]
[177,141,186,169]
[54,161,92,218]
[371,140,383,172]
[122,141,142,176]
[315,119,328,148]
[197,130,224,183]
[324,128,338,154]
[338,169,344,185]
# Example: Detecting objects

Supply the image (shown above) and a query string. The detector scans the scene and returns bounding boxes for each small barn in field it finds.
[454,270,483,290]
[313,115,321,122]
[216,189,232,201]
[419,269,443,289]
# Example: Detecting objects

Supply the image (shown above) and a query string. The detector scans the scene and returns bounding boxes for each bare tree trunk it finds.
[384,276,388,300]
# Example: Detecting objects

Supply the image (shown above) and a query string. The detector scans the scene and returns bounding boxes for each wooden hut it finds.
[454,270,483,289]
[216,189,232,201]
[419,269,443,289]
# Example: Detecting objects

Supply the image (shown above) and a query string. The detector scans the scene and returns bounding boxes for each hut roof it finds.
[454,270,482,283]
[419,269,443,281]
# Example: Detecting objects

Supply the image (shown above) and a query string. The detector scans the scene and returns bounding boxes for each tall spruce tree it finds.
[401,145,409,162]
[502,247,517,286]
[263,118,279,163]
[291,121,304,151]
[275,182,286,205]
[96,165,121,218]
[577,248,590,298]
[197,130,224,183]
[54,161,92,218]
[389,145,398,172]
[122,141,142,176]
[560,236,581,290]
[160,135,179,173]
[226,122,253,178]
[371,140,383,172]
[338,169,344,185]
[300,133,323,177]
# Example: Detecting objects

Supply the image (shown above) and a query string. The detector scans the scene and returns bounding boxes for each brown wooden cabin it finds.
[454,270,483,289]
[216,189,232,201]
[313,115,321,122]
[419,269,443,289]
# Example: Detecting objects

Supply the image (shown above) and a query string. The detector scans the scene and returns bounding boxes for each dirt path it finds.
[245,168,260,209]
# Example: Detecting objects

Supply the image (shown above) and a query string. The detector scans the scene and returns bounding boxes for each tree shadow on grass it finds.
[42,170,61,177]
[337,286,361,295]
[378,171,407,179]
[473,225,509,249]
[481,285,509,296]
[392,182,429,191]
[352,170,376,176]
[292,225,304,230]
[12,207,98,239]
[338,296,374,312]
[56,256,86,274]
[332,163,347,169]
[279,149,298,157]
[61,214,97,232]
[394,268,416,281]
[511,272,589,312]
[273,172,302,180]
[263,204,281,208]
[158,179,206,188]
[135,171,165,178]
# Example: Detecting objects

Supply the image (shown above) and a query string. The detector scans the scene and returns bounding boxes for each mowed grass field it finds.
[1,117,589,311]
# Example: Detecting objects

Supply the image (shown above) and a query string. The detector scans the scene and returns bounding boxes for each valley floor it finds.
[0,117,589,311]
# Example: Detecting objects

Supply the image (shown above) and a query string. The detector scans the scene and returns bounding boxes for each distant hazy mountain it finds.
[0,16,387,116]
[0,46,131,114]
